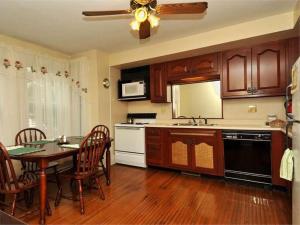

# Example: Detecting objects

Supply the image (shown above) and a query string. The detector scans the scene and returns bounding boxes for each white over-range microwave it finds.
[119,81,147,100]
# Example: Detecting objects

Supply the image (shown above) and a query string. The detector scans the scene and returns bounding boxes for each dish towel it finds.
[60,144,80,149]
[280,148,294,181]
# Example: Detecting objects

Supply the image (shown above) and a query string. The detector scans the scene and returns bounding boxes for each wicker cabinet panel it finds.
[194,143,214,169]
[171,141,189,166]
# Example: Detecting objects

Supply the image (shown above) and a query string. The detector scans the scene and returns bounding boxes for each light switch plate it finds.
[248,105,257,113]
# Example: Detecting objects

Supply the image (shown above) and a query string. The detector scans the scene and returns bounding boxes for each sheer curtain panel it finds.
[0,43,86,145]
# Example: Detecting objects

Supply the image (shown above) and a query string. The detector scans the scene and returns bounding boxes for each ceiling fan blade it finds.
[156,2,207,15]
[139,20,151,39]
[82,10,130,16]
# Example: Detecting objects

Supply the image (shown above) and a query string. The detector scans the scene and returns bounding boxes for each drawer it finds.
[146,143,163,165]
[115,151,146,168]
[146,128,161,137]
[146,136,160,143]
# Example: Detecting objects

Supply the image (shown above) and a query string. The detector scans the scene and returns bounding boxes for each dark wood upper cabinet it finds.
[252,41,287,96]
[222,48,252,98]
[150,38,293,101]
[167,58,191,79]
[222,40,288,98]
[191,53,221,75]
[150,63,168,103]
[167,53,221,81]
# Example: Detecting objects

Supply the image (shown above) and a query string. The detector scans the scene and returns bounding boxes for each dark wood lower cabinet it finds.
[146,128,288,187]
[167,129,221,175]
[146,128,165,166]
[146,128,223,176]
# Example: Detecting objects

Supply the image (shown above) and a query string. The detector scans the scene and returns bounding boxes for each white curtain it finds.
[0,43,87,145]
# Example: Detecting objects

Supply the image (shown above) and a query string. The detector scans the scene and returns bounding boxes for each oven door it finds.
[115,126,145,154]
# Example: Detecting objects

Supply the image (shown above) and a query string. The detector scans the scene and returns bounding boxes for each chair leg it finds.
[100,159,109,185]
[46,198,52,216]
[54,166,61,189]
[77,179,84,215]
[70,178,76,201]
[24,190,30,208]
[55,186,62,207]
[95,177,105,200]
[54,168,62,207]
[29,188,35,205]
[0,193,5,202]
[11,194,17,216]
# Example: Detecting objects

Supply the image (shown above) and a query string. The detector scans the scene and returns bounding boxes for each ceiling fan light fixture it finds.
[148,14,160,28]
[130,20,140,30]
[134,7,148,22]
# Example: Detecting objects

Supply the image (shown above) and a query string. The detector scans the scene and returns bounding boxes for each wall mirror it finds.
[172,80,223,119]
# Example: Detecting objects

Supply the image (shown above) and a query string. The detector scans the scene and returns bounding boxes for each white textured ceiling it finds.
[0,0,297,54]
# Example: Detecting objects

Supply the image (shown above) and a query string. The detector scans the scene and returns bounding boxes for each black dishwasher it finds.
[223,130,272,185]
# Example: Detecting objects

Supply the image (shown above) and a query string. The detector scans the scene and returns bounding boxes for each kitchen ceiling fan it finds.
[82,0,208,39]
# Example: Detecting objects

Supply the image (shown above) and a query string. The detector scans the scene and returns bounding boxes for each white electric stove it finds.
[114,114,156,168]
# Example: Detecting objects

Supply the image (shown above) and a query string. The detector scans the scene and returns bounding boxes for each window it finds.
[0,44,85,145]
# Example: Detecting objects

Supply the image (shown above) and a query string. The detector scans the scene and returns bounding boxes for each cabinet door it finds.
[167,58,191,80]
[190,131,219,175]
[287,37,300,84]
[168,132,191,169]
[146,128,164,166]
[191,53,220,75]
[222,48,252,98]
[150,63,168,103]
[252,41,287,96]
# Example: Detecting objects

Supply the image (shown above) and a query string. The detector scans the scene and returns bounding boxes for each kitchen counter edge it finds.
[144,124,292,138]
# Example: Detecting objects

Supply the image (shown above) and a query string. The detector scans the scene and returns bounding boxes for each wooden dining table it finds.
[10,136,112,225]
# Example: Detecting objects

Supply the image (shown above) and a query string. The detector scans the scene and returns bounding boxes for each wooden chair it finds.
[15,128,60,204]
[55,131,107,214]
[91,125,109,140]
[91,125,110,184]
[0,143,51,217]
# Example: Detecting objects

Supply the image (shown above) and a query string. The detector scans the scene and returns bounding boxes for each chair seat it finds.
[0,178,38,194]
[59,167,101,180]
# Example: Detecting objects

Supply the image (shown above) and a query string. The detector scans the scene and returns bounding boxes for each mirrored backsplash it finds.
[172,81,223,119]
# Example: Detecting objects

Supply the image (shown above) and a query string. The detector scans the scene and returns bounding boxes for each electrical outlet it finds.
[248,105,257,113]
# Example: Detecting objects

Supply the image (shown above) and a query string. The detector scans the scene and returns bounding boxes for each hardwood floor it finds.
[22,165,291,224]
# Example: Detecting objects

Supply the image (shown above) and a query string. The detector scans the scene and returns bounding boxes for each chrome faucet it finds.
[198,116,208,125]
[191,116,197,125]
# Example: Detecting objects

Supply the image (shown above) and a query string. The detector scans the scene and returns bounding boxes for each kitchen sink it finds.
[172,123,216,127]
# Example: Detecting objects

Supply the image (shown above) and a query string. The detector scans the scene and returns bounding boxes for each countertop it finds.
[145,123,292,138]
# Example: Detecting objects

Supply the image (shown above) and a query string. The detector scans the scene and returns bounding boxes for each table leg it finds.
[105,146,111,185]
[39,161,48,225]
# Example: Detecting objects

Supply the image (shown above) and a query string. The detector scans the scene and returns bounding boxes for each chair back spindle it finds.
[91,125,109,142]
[15,128,46,146]
[15,128,46,172]
[76,131,106,175]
